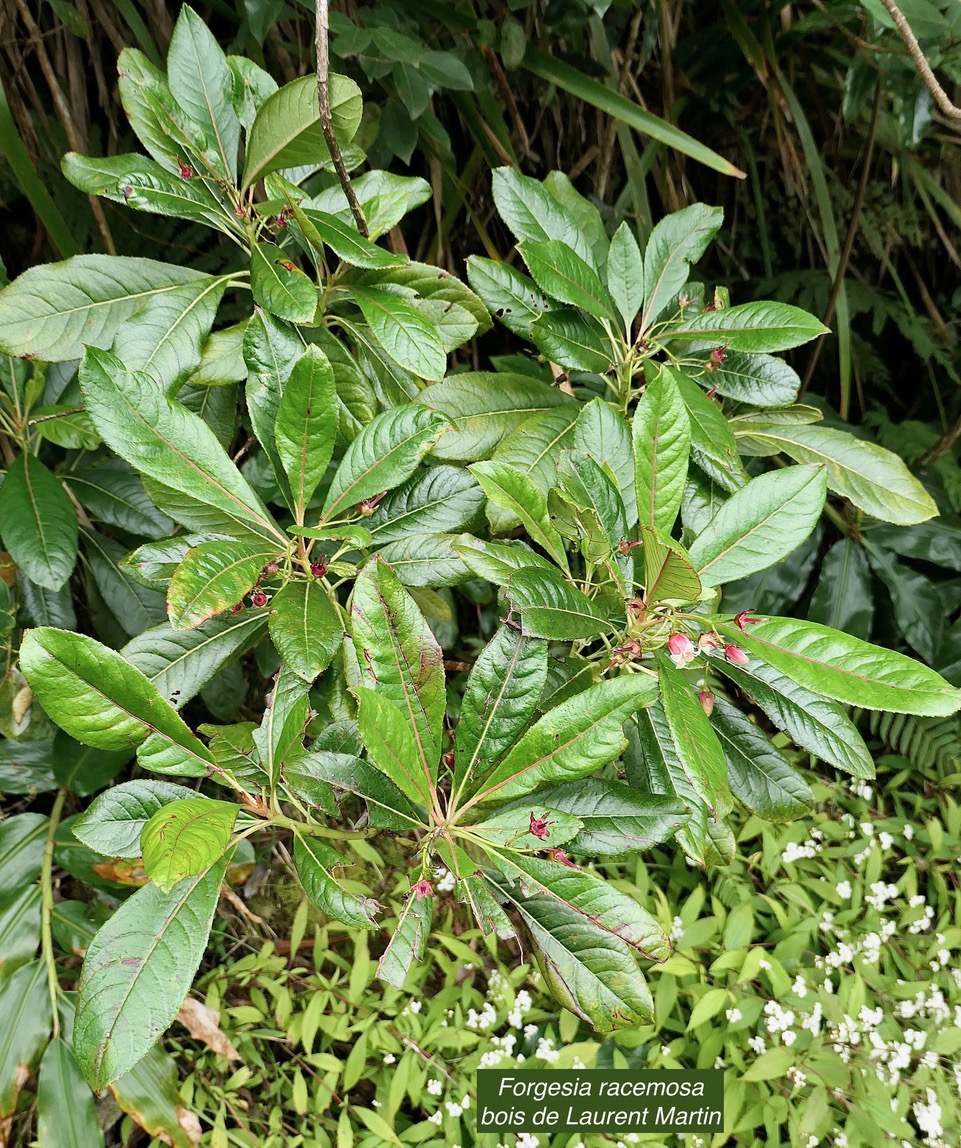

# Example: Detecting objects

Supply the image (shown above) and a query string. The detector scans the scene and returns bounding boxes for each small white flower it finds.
[382,1053,396,1065]
[836,880,852,900]
[427,1080,443,1096]
[725,1007,742,1023]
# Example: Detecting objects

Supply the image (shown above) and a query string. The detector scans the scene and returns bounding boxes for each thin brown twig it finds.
[878,0,961,120]
[315,0,368,236]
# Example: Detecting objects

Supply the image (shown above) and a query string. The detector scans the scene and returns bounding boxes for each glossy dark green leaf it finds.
[504,565,612,641]
[298,207,407,269]
[241,73,362,189]
[711,694,814,821]
[865,542,942,663]
[0,454,77,590]
[322,406,448,521]
[633,366,690,537]
[465,256,553,337]
[0,256,203,361]
[808,538,874,639]
[350,286,447,381]
[529,308,613,373]
[671,366,748,493]
[641,525,701,605]
[607,222,644,328]
[717,616,961,716]
[489,409,578,533]
[269,580,343,682]
[376,533,472,587]
[484,868,653,1030]
[0,813,47,909]
[688,465,826,586]
[283,750,418,830]
[74,856,228,1089]
[0,961,53,1117]
[250,242,317,324]
[712,652,874,779]
[167,540,276,629]
[467,675,659,808]
[167,5,240,182]
[701,350,801,408]
[452,535,554,585]
[416,372,575,462]
[523,779,690,857]
[454,626,548,798]
[470,460,568,570]
[294,835,379,930]
[20,628,213,775]
[518,239,616,319]
[490,167,594,265]
[82,529,167,636]
[52,732,131,797]
[66,458,173,539]
[366,466,483,544]
[275,344,337,517]
[0,886,42,974]
[667,301,828,352]
[80,349,285,546]
[641,203,723,329]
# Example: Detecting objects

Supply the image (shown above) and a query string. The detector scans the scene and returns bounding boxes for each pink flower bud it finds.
[699,689,715,716]
[529,812,552,840]
[546,848,577,869]
[251,590,269,608]
[667,632,696,668]
[734,610,761,631]
[412,879,433,900]
[310,558,327,578]
[724,644,749,665]
[697,633,721,653]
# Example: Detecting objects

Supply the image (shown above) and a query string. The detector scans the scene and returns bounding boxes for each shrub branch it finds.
[877,0,961,120]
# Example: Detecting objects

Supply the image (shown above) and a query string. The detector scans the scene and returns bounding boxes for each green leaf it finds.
[490,167,595,265]
[190,320,249,386]
[466,675,659,808]
[470,460,568,571]
[641,203,723,329]
[574,397,637,527]
[736,422,938,526]
[37,1037,105,1148]
[375,533,473,587]
[0,454,77,590]
[0,886,42,973]
[717,617,961,717]
[349,286,447,381]
[123,613,266,708]
[367,466,483,543]
[688,465,826,586]
[80,348,285,546]
[452,535,554,585]
[293,835,379,930]
[607,222,645,328]
[321,406,448,522]
[742,1046,794,1082]
[555,449,628,561]
[250,242,317,324]
[470,805,582,850]
[20,628,213,775]
[0,256,203,361]
[110,275,230,390]
[699,350,801,408]
[74,857,228,1088]
[487,408,578,534]
[667,301,829,353]
[61,152,238,237]
[865,542,941,663]
[376,892,432,989]
[641,525,702,605]
[297,207,407,270]
[83,528,167,637]
[351,558,444,788]
[269,580,343,682]
[166,540,275,630]
[283,751,418,831]
[711,694,814,821]
[518,239,616,319]
[241,73,362,189]
[167,5,240,182]
[0,814,47,909]
[66,458,173,540]
[489,851,669,960]
[712,652,875,779]
[530,308,613,373]
[0,961,53,1117]
[485,868,653,1030]
[454,626,548,797]
[73,780,196,858]
[253,665,309,789]
[465,256,553,338]
[670,366,748,493]
[504,565,612,641]
[808,538,874,640]
[273,344,337,518]
[417,372,575,462]
[141,796,237,892]
[522,779,690,857]
[656,655,732,814]
[52,733,131,797]
[633,366,690,537]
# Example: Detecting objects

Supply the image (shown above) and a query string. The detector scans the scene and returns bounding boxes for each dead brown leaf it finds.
[176,997,239,1061]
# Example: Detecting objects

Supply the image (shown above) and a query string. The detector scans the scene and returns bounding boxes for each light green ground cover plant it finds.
[0,5,958,1138]
[157,761,961,1148]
